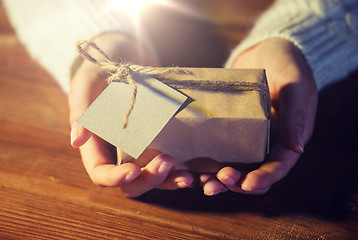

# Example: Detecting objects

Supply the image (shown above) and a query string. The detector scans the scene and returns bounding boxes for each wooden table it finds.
[1,1,358,239]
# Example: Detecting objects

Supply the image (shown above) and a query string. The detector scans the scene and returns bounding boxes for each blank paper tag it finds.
[77,73,188,159]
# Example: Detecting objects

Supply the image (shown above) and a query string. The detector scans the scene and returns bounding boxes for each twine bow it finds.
[77,40,270,129]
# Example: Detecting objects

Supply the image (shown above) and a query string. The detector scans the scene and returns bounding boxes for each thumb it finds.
[70,122,91,148]
[69,87,92,148]
[278,83,306,154]
[68,62,107,148]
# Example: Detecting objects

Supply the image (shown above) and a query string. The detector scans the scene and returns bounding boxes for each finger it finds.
[278,82,307,154]
[118,148,163,168]
[118,148,194,190]
[202,177,228,196]
[240,142,300,193]
[157,170,194,190]
[79,135,141,187]
[216,167,245,193]
[199,173,228,196]
[68,63,107,124]
[89,163,142,187]
[69,62,108,148]
[71,122,91,148]
[121,154,176,198]
[199,173,213,186]
[119,150,194,191]
[277,57,318,154]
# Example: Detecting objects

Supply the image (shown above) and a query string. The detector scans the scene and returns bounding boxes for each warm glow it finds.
[107,0,165,15]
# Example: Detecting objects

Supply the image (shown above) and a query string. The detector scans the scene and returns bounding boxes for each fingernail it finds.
[241,183,255,192]
[177,181,188,188]
[158,161,173,176]
[124,171,139,183]
[295,126,304,153]
[221,176,236,186]
[70,123,79,147]
[206,190,221,196]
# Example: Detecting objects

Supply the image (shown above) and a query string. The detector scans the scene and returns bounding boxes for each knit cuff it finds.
[225,0,358,91]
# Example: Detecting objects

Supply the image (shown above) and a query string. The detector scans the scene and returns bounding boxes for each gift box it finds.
[148,68,271,171]
[77,67,271,172]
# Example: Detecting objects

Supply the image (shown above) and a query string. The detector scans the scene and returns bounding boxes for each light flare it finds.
[102,0,210,62]
[106,0,166,16]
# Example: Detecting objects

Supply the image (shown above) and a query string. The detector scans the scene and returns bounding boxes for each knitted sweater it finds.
[4,0,358,92]
[226,0,358,90]
[3,0,135,93]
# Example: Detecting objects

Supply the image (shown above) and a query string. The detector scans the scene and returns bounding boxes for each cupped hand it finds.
[68,33,193,197]
[201,38,318,196]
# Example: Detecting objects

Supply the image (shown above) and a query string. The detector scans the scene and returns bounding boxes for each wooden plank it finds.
[0,188,214,240]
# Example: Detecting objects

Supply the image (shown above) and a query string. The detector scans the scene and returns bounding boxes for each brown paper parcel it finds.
[78,67,271,172]
[148,68,271,170]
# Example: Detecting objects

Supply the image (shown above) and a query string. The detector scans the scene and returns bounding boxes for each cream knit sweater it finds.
[3,0,135,93]
[4,0,358,92]
[226,0,358,90]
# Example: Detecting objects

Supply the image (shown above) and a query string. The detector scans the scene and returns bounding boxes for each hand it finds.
[201,38,318,196]
[68,33,193,197]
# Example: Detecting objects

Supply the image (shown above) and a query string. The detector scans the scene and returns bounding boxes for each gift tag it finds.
[77,72,188,159]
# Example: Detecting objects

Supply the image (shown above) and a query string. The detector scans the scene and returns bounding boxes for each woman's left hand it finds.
[200,39,318,196]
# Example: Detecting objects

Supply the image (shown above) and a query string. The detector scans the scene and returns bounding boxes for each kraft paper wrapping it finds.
[148,68,271,171]
[77,67,271,172]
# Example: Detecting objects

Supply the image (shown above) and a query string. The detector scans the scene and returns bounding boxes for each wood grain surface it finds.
[1,1,358,239]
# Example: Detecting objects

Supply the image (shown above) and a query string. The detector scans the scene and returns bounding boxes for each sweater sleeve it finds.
[3,0,140,93]
[225,0,358,91]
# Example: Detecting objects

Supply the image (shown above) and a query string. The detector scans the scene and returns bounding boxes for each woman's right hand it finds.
[68,33,194,197]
